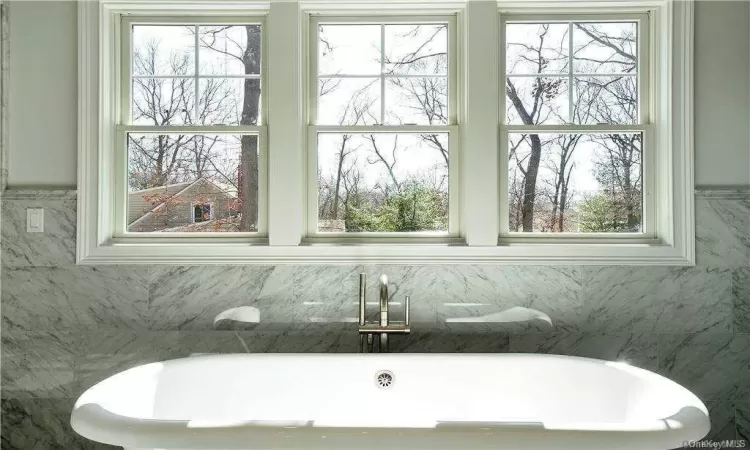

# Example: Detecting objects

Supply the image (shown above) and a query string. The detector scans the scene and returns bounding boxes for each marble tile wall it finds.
[1,188,748,449]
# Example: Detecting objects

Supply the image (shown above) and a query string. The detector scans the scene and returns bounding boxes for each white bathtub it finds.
[71,353,710,450]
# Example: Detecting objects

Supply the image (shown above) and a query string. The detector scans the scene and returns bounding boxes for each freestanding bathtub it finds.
[71,353,710,450]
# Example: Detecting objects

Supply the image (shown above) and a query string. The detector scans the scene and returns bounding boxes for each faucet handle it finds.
[404,296,410,327]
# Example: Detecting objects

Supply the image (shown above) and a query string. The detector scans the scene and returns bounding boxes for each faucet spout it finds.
[379,274,389,326]
[357,273,409,354]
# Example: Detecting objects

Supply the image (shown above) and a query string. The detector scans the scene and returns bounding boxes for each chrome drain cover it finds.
[375,370,394,388]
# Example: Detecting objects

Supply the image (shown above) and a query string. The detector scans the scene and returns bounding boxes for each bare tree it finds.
[574,23,641,230]
[543,134,580,231]
[506,24,568,232]
[197,25,261,231]
[316,24,451,231]
[506,22,641,232]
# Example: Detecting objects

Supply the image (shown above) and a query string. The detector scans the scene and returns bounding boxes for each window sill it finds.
[301,235,466,246]
[77,238,693,265]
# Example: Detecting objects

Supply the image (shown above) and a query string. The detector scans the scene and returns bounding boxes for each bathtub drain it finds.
[375,370,394,388]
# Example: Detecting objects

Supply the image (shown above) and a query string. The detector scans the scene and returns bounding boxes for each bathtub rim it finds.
[70,353,711,449]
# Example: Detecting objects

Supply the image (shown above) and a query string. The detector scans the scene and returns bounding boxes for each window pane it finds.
[384,24,448,75]
[132,78,195,125]
[317,78,381,125]
[506,76,568,125]
[508,133,642,233]
[318,25,381,75]
[506,23,569,75]
[317,133,449,232]
[574,76,637,125]
[198,78,261,126]
[132,25,195,77]
[573,22,637,74]
[385,77,448,125]
[127,134,259,233]
[198,25,261,76]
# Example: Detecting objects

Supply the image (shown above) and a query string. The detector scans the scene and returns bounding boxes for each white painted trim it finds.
[118,125,266,134]
[462,1,499,245]
[494,0,692,263]
[670,0,695,264]
[78,0,101,264]
[77,241,694,265]
[267,1,303,245]
[78,0,693,265]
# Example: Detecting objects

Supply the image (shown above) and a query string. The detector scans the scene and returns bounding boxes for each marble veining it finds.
[702,398,741,443]
[734,268,750,333]
[2,331,77,399]
[737,399,750,444]
[2,266,148,333]
[2,197,77,267]
[1,398,113,450]
[508,332,658,370]
[414,265,582,332]
[262,265,365,326]
[390,331,509,353]
[582,267,733,333]
[75,331,183,394]
[1,190,77,201]
[148,265,276,330]
[695,195,750,267]
[658,333,750,401]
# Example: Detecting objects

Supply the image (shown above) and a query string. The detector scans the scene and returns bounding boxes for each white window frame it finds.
[78,0,694,265]
[306,15,460,243]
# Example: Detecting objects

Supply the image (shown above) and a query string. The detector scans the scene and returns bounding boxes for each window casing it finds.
[78,0,694,265]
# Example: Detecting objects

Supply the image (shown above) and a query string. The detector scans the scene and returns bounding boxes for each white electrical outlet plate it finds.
[26,208,44,233]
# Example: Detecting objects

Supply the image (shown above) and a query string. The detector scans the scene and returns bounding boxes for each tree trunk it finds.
[155,135,166,186]
[624,137,638,230]
[506,80,542,233]
[558,167,571,232]
[331,136,349,219]
[521,134,542,232]
[239,26,262,232]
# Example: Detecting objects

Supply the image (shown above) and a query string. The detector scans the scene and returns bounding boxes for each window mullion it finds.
[380,23,386,124]
[463,1,500,245]
[194,24,200,124]
[268,1,303,245]
[568,21,574,123]
[313,125,454,133]
[120,17,132,126]
[503,124,650,133]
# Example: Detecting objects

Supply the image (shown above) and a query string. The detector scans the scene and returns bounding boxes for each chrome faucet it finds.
[358,273,410,353]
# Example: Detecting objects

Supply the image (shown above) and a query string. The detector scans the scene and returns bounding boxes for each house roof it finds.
[128,181,194,196]
[128,177,235,228]
[160,216,241,232]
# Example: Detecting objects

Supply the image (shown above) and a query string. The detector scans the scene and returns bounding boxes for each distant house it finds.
[128,177,239,232]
